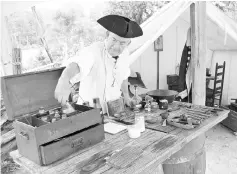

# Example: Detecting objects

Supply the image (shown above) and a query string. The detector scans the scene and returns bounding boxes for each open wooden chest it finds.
[1,67,105,166]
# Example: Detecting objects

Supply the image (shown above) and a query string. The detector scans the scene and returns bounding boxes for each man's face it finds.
[106,32,131,57]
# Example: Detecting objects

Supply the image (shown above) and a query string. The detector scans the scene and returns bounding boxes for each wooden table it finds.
[10,103,229,174]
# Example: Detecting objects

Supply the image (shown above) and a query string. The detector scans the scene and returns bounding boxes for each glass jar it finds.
[159,99,168,110]
[134,107,145,132]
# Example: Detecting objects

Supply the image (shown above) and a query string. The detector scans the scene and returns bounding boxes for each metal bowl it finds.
[146,89,178,103]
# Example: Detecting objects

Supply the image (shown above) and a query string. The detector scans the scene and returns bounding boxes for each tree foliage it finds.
[105,1,169,25]
[7,11,40,47]
[212,1,237,21]
[6,1,237,71]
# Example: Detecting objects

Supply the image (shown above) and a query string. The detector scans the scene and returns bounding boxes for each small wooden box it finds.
[167,74,179,86]
[107,97,125,116]
[1,67,105,166]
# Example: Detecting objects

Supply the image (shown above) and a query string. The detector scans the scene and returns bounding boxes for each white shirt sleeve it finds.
[119,48,131,81]
[123,67,131,80]
[65,47,95,84]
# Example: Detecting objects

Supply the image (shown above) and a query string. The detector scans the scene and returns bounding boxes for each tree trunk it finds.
[32,6,53,63]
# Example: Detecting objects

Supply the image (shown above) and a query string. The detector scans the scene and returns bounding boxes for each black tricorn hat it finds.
[97,15,143,38]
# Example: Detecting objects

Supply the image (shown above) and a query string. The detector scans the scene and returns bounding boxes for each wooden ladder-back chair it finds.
[206,61,226,107]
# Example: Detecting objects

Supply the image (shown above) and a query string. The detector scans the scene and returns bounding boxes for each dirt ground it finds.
[205,124,237,174]
[1,123,237,174]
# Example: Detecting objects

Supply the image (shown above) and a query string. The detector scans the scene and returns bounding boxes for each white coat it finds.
[65,41,131,113]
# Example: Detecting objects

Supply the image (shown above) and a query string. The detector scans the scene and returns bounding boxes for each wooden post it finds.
[157,51,159,89]
[190,2,207,105]
[12,48,22,74]
[154,36,163,89]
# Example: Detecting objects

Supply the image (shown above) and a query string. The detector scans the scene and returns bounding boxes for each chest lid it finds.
[1,67,65,120]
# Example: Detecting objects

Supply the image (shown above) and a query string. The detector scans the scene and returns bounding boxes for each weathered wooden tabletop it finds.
[10,102,229,174]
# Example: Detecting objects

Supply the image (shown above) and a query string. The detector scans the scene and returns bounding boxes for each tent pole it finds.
[157,51,159,89]
[190,2,207,105]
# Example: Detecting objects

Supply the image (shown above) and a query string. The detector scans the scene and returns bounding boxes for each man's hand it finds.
[124,96,133,107]
[54,63,80,105]
[54,78,71,105]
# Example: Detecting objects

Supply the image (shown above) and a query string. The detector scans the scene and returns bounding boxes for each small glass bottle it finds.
[39,107,45,115]
[131,86,142,108]
[54,110,61,121]
[51,118,57,123]
[61,113,67,119]
[134,106,145,132]
[144,101,151,113]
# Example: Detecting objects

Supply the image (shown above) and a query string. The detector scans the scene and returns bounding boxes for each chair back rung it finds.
[215,93,222,97]
[216,80,222,84]
[215,87,222,92]
[217,65,224,69]
[217,72,223,76]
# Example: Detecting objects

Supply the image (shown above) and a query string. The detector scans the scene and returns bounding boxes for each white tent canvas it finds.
[128,0,237,105]
[1,0,236,105]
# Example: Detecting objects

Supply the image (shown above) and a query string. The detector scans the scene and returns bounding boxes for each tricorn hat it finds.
[97,15,143,38]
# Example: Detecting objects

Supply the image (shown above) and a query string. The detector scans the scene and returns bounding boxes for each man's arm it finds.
[54,62,80,105]
[62,63,80,82]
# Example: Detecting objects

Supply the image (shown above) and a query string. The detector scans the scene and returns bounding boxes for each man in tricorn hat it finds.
[54,15,143,113]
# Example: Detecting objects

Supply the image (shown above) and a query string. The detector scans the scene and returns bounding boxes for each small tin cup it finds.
[159,99,168,110]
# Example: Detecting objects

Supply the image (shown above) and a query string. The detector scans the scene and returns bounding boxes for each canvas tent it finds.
[127,0,237,106]
[1,0,236,105]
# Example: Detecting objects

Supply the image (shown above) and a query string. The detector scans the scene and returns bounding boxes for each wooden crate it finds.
[221,106,237,132]
[1,67,105,165]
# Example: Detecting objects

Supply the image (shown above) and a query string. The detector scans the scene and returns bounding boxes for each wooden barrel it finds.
[162,134,206,174]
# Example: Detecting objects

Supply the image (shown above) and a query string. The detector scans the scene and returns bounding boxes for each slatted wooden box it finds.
[1,67,105,166]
